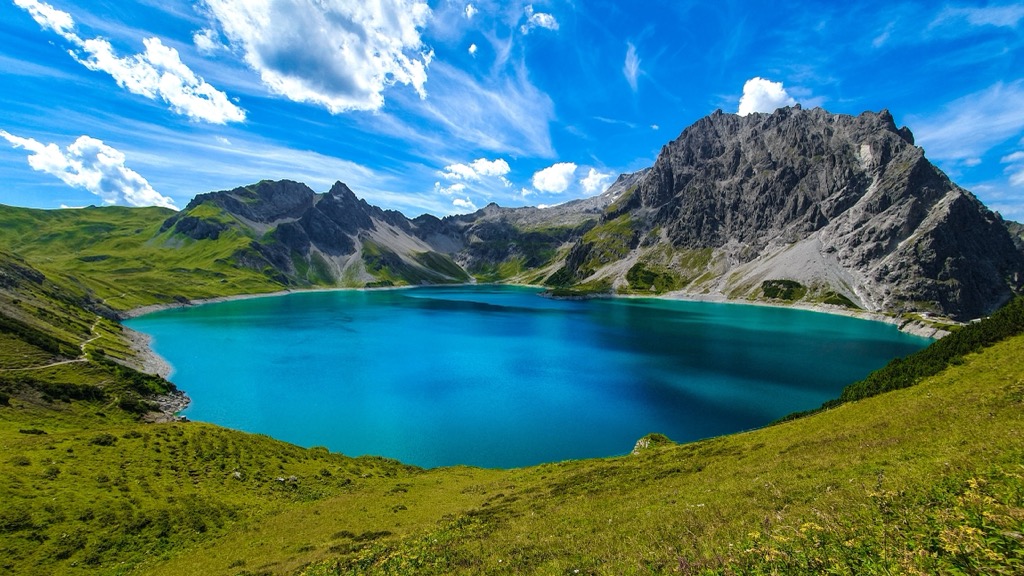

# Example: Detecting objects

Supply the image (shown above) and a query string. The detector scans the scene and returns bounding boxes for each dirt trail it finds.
[1,317,100,372]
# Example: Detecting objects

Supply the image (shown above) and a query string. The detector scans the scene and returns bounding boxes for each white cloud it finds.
[452,197,478,211]
[651,124,660,130]
[13,0,74,36]
[408,61,555,157]
[441,157,511,181]
[1003,151,1024,186]
[579,168,614,195]
[193,28,222,54]
[623,42,641,92]
[913,80,1024,162]
[465,3,478,19]
[0,130,176,209]
[468,43,478,56]
[13,0,244,124]
[202,0,433,113]
[435,181,467,195]
[737,77,797,116]
[521,5,558,34]
[532,162,577,193]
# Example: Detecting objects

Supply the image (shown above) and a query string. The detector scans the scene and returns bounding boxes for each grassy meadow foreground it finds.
[1,231,1023,574]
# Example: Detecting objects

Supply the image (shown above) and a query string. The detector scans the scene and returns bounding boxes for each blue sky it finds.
[2,1,1024,219]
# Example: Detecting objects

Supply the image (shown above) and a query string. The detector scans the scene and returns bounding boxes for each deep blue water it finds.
[125,285,930,468]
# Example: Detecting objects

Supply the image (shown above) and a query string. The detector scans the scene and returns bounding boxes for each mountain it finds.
[160,180,470,287]
[550,106,1023,320]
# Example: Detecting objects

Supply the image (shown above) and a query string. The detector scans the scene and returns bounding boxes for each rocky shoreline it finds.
[142,390,191,423]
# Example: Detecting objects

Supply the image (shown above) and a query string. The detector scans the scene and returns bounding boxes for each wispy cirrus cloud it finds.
[409,61,556,157]
[623,42,641,92]
[201,0,433,113]
[912,80,1024,164]
[13,0,244,124]
[0,129,176,208]
[1002,151,1024,187]
[932,4,1024,29]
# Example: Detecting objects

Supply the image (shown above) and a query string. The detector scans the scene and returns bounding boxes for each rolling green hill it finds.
[1,240,1023,574]
[0,204,286,311]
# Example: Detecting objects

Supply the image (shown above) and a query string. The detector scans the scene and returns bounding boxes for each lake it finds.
[125,285,930,468]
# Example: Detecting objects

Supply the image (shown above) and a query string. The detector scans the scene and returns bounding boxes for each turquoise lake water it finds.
[125,285,930,468]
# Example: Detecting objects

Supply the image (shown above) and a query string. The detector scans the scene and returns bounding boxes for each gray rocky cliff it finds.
[556,106,1023,320]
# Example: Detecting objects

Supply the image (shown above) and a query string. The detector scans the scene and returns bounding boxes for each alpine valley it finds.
[2,107,1024,575]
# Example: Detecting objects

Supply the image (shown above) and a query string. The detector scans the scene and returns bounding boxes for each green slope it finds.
[0,204,285,311]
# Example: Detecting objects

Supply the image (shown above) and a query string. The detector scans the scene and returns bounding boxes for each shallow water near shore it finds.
[125,285,929,468]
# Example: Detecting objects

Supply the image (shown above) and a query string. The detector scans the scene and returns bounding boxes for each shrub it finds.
[89,433,118,446]
[761,279,807,300]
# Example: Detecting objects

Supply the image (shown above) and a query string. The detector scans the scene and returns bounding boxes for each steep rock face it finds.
[159,180,468,287]
[559,107,1023,320]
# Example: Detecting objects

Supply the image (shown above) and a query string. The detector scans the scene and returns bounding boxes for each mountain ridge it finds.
[153,106,1022,321]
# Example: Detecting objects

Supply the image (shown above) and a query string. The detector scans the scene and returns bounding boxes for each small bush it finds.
[89,433,118,446]
[9,455,30,466]
[762,279,806,300]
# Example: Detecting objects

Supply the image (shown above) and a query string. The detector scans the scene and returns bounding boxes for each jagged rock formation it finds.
[160,180,469,287]
[551,106,1023,320]
[157,107,1022,321]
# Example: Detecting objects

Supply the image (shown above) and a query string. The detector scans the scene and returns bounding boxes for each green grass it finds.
[0,204,284,311]
[579,215,637,271]
[761,279,808,301]
[2,206,1024,575]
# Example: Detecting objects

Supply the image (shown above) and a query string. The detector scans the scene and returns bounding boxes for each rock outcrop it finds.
[553,106,1023,320]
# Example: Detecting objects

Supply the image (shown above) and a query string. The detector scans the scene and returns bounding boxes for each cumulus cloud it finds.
[0,130,176,209]
[13,0,244,124]
[579,168,614,195]
[435,181,467,195]
[737,77,797,116]
[521,5,559,34]
[468,43,478,56]
[202,0,433,113]
[452,197,478,211]
[623,43,641,92]
[440,157,511,181]
[465,3,478,19]
[532,162,577,194]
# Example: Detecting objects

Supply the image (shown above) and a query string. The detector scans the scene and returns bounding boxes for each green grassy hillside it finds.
[1,243,1022,574]
[0,204,284,310]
